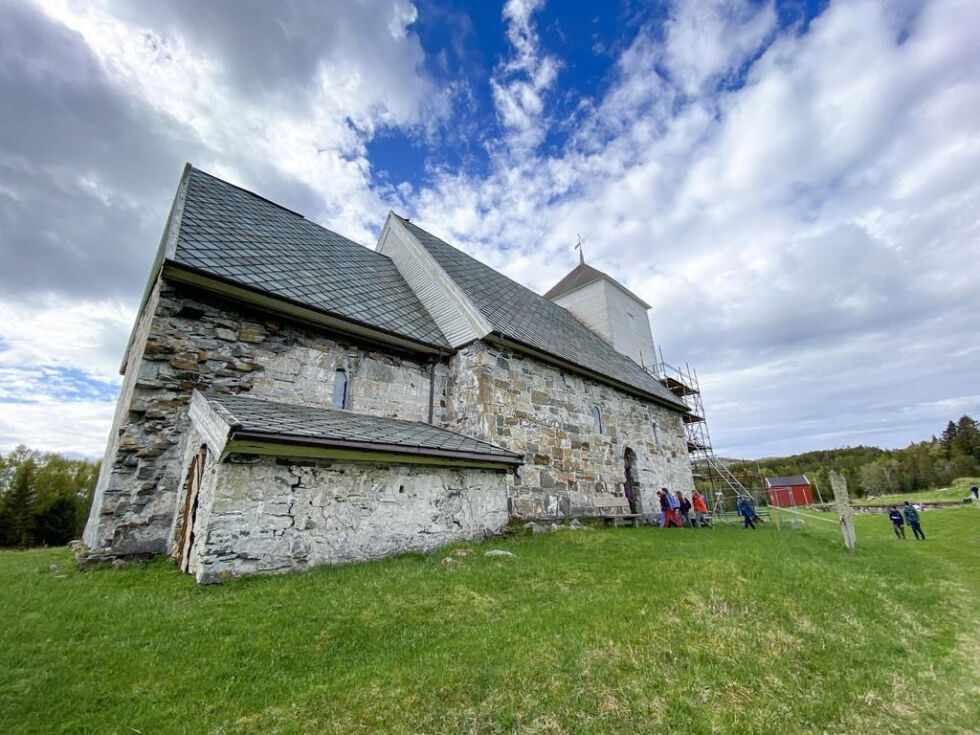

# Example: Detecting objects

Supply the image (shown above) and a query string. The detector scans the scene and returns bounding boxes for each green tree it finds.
[2,458,37,547]
[35,496,78,546]
[953,416,980,460]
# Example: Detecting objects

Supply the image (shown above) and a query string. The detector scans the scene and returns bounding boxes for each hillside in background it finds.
[723,415,980,500]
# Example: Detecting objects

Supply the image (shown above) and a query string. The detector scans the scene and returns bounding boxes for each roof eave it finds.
[227,430,523,468]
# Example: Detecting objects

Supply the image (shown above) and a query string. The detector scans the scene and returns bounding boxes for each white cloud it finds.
[0,295,132,383]
[31,0,446,242]
[490,0,560,151]
[0,401,116,457]
[0,296,129,455]
[663,0,777,96]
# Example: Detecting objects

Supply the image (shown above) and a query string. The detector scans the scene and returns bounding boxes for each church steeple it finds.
[543,259,656,369]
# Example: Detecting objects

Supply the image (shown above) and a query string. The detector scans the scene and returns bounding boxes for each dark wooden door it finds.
[177,446,207,573]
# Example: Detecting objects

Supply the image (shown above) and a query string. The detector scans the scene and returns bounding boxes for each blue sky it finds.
[0,0,978,458]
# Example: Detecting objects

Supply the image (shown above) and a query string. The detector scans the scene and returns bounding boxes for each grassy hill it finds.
[853,477,979,506]
[2,508,978,734]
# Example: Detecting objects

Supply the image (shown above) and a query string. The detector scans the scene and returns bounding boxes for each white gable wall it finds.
[551,279,656,370]
[550,280,612,345]
[377,215,491,347]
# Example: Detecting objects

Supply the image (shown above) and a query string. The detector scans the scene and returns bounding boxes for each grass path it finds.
[1,508,978,734]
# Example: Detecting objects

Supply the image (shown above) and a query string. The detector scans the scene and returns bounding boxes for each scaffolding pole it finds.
[652,355,766,521]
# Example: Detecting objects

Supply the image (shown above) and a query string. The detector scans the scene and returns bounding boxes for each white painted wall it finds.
[550,280,612,344]
[377,215,491,347]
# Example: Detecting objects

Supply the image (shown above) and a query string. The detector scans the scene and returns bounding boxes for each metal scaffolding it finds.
[651,350,763,519]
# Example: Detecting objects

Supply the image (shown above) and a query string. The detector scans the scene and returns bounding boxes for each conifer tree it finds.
[2,458,37,547]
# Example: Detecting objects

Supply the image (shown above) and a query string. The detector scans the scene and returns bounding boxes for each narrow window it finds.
[592,406,603,434]
[652,421,659,446]
[333,369,349,409]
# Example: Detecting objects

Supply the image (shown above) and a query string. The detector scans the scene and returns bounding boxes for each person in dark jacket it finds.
[677,492,693,526]
[657,489,668,528]
[737,496,756,529]
[903,502,925,540]
[888,507,905,539]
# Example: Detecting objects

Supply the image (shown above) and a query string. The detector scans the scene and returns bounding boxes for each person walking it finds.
[888,506,906,539]
[691,490,709,528]
[903,501,925,540]
[677,491,692,527]
[657,489,668,528]
[737,496,757,529]
[664,489,683,528]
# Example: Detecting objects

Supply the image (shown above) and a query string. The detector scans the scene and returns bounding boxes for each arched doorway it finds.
[623,447,640,514]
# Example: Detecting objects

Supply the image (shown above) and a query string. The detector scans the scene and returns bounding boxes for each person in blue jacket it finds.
[737,496,756,529]
[903,501,925,540]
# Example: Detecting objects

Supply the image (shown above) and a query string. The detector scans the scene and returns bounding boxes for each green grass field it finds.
[2,508,978,734]
[854,476,980,506]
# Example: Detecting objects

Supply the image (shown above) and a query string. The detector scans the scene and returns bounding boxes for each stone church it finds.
[82,165,694,582]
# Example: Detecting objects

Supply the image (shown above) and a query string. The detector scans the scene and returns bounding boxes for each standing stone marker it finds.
[829,470,856,553]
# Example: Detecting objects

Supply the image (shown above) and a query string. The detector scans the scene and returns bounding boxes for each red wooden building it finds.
[765,475,814,507]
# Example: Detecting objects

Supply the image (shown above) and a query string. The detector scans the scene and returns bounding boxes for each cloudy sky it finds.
[1,0,978,459]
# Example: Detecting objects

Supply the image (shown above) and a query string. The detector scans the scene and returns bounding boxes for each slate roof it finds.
[396,217,687,410]
[543,261,651,308]
[204,393,522,464]
[169,168,449,349]
[766,475,810,487]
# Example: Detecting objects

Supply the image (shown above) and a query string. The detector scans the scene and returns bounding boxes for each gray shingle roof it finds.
[397,217,687,410]
[170,168,449,348]
[205,393,522,464]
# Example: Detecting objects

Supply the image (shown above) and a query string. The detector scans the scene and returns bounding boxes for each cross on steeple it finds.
[574,234,585,264]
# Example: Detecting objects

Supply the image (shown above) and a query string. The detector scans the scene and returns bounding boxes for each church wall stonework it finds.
[84,279,449,554]
[445,341,693,520]
[187,456,508,583]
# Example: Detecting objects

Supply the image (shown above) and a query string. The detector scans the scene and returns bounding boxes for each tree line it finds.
[0,447,99,548]
[725,415,980,500]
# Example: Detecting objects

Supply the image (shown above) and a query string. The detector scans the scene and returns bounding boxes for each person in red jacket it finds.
[664,488,683,528]
[691,490,709,527]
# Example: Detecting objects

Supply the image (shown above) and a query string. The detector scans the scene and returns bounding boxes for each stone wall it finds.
[444,341,692,520]
[84,278,449,554]
[186,455,508,583]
